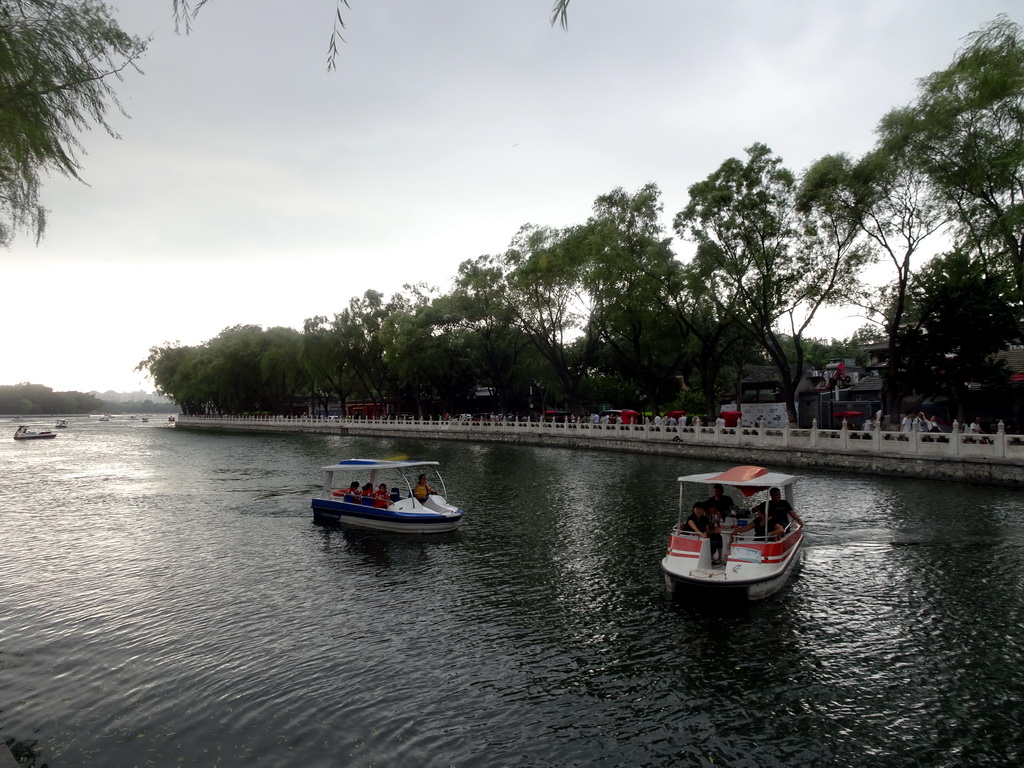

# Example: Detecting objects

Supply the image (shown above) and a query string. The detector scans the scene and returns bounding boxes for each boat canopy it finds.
[677,465,796,492]
[320,458,441,473]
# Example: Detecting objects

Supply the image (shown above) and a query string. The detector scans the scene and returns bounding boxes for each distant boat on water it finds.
[14,425,57,440]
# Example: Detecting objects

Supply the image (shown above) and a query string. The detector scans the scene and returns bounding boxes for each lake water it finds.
[2,417,1023,767]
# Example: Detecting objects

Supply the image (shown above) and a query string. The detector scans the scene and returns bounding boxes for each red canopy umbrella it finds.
[832,410,864,420]
[719,410,742,427]
[619,409,641,424]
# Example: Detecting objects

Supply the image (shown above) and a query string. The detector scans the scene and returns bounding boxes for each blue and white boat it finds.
[311,458,465,533]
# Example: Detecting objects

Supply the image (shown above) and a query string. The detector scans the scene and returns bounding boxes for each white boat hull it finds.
[311,459,465,534]
[13,428,57,440]
[661,526,803,601]
[312,496,463,534]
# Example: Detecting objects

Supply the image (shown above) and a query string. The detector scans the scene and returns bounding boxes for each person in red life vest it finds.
[373,482,390,508]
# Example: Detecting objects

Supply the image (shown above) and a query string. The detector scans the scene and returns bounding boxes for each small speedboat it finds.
[311,458,465,533]
[661,465,804,601]
[55,419,69,428]
[14,425,58,440]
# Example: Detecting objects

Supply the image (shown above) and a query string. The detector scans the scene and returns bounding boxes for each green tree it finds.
[799,149,943,416]
[259,326,309,414]
[581,184,685,414]
[386,294,476,418]
[434,255,535,416]
[878,15,1024,307]
[898,250,1020,422]
[330,289,405,411]
[203,325,271,414]
[138,343,215,414]
[676,143,870,424]
[140,326,309,415]
[500,224,602,416]
[0,383,102,414]
[669,261,747,419]
[301,315,356,416]
[0,0,147,245]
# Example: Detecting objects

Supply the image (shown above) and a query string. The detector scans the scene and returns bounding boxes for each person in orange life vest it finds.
[373,482,390,508]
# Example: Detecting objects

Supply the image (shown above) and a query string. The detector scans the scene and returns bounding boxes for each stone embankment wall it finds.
[174,415,1024,488]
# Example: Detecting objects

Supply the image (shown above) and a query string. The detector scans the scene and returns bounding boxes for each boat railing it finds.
[729,528,798,544]
[730,531,772,543]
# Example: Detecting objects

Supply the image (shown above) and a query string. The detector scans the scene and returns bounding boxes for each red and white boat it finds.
[661,465,804,600]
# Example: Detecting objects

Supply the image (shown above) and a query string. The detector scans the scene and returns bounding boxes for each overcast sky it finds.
[2,0,1018,394]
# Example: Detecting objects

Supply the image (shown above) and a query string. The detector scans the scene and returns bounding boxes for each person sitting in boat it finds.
[739,488,802,540]
[767,487,803,535]
[373,482,390,508]
[733,505,768,539]
[413,474,436,502]
[704,483,736,518]
[348,481,362,502]
[684,501,709,537]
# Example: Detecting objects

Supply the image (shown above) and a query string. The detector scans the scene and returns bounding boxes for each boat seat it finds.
[390,488,401,502]
[343,494,355,503]
[362,496,375,506]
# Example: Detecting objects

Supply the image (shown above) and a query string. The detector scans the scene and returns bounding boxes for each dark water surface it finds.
[2,418,1023,767]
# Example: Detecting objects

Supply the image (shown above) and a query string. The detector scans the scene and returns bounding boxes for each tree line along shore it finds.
[124,17,1024,429]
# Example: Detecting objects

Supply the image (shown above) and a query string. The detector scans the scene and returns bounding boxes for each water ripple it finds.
[2,424,1023,765]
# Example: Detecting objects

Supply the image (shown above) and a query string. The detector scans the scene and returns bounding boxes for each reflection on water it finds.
[1,418,1023,766]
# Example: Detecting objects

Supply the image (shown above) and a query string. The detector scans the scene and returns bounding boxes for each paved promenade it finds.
[174,415,1024,487]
